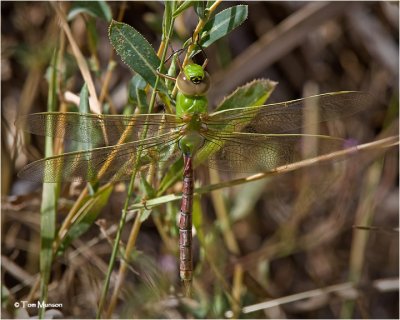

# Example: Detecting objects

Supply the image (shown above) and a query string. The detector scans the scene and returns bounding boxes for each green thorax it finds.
[178,113,205,155]
[176,92,207,117]
[175,63,210,155]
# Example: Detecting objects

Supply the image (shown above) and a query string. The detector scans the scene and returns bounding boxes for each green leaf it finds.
[194,79,276,166]
[39,49,60,319]
[199,5,248,48]
[76,84,103,164]
[133,183,154,224]
[163,1,177,36]
[230,179,270,221]
[109,20,167,94]
[216,78,277,112]
[129,73,147,96]
[140,174,156,199]
[192,195,204,243]
[158,156,183,195]
[67,1,112,22]
[165,201,179,237]
[194,1,207,19]
[79,83,90,113]
[128,74,148,113]
[140,208,153,222]
[172,1,196,18]
[60,184,113,250]
[165,54,179,92]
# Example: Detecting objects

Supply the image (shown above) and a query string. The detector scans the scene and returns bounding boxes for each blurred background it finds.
[2,1,398,318]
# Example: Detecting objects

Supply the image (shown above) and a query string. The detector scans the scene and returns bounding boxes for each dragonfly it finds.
[17,62,370,287]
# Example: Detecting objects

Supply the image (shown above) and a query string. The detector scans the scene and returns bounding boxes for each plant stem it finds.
[105,210,142,318]
[38,48,59,320]
[128,135,398,211]
[171,0,223,97]
[96,18,175,319]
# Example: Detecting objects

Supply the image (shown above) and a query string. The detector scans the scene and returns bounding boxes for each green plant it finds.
[7,1,398,319]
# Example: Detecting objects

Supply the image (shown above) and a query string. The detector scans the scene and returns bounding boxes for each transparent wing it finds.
[197,131,346,173]
[205,91,370,134]
[16,113,183,146]
[18,131,182,183]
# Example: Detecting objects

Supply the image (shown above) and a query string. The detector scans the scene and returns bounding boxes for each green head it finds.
[176,63,210,97]
[183,64,205,84]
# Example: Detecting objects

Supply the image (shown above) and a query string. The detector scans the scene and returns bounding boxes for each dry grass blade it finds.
[51,3,101,114]
[3,2,397,318]
[225,278,399,317]
[129,135,398,211]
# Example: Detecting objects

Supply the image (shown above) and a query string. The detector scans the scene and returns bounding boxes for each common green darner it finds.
[17,62,369,287]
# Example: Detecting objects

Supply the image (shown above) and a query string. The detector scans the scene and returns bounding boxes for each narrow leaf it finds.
[194,1,207,19]
[140,174,156,199]
[140,208,153,222]
[109,20,167,93]
[230,179,270,221]
[199,5,248,48]
[39,49,60,319]
[60,184,113,249]
[158,155,183,195]
[77,83,96,148]
[68,1,112,22]
[163,1,177,36]
[79,83,90,113]
[165,54,179,92]
[192,195,204,243]
[77,84,102,180]
[173,1,196,18]
[128,74,148,113]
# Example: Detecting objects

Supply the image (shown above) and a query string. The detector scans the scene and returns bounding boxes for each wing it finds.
[18,131,182,183]
[205,91,370,134]
[16,112,183,146]
[196,131,346,173]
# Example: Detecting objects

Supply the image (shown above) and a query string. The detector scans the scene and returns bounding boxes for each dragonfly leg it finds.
[140,198,150,210]
[156,70,176,82]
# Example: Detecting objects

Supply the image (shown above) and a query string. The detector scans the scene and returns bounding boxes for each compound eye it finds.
[177,72,210,96]
[197,71,210,94]
[177,73,196,95]
[190,76,202,84]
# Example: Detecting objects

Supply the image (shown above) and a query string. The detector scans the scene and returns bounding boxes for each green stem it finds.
[96,20,174,319]
[171,0,223,97]
[38,48,59,320]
